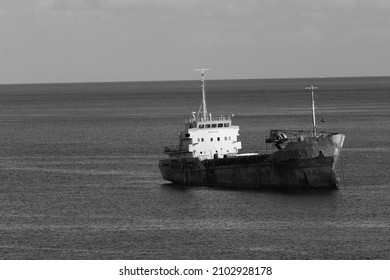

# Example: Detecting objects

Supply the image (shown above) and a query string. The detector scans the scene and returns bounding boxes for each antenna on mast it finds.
[195,68,210,120]
[305,85,318,137]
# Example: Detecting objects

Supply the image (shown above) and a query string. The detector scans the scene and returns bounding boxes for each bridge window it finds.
[210,137,213,141]
[217,137,220,141]
[218,123,223,127]
[224,137,227,141]
[212,124,217,128]
[201,138,204,142]
[206,124,211,128]
[199,124,204,128]
[224,123,230,127]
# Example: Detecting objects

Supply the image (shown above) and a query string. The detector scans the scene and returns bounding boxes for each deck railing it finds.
[266,129,332,143]
[186,115,232,124]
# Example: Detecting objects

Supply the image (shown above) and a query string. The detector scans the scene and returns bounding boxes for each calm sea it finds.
[0,77,389,259]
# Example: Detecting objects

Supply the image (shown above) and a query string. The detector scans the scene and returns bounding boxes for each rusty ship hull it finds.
[159,133,345,190]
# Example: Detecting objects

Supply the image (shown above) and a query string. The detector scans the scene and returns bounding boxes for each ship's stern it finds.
[159,157,205,185]
[158,159,172,182]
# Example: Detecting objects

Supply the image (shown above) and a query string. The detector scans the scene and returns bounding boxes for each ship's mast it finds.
[305,85,318,137]
[195,68,210,120]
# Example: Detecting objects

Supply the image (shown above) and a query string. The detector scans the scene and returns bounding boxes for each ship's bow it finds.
[331,133,345,169]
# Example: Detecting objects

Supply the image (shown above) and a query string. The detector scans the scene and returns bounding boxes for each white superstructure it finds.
[164,69,242,160]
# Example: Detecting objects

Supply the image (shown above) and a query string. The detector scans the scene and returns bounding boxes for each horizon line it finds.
[1,74,389,86]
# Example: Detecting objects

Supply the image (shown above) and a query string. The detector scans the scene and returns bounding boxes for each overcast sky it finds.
[1,0,390,83]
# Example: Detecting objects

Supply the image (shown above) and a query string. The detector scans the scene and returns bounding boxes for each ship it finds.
[159,69,345,190]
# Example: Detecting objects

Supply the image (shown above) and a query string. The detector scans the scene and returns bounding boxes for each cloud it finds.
[2,0,390,16]
[1,0,390,82]
[3,0,389,33]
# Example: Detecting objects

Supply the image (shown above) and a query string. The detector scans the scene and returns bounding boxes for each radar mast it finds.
[195,68,210,120]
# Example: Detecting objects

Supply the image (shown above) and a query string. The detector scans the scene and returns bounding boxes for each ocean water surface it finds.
[0,77,389,259]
